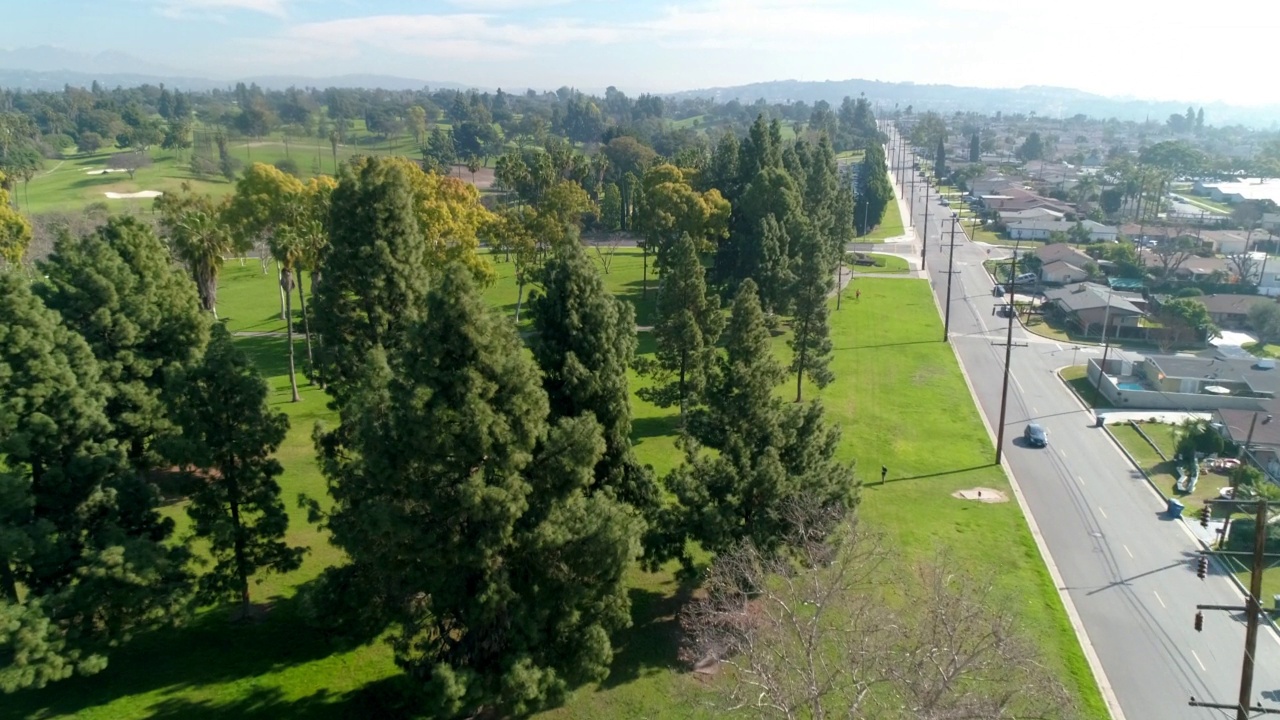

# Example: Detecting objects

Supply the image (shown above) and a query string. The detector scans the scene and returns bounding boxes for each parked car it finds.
[1024,423,1048,448]
[992,285,1005,297]
[1013,272,1037,284]
[996,304,1014,318]
[940,198,951,206]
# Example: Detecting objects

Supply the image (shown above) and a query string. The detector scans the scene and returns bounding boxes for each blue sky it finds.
[7,0,1280,104]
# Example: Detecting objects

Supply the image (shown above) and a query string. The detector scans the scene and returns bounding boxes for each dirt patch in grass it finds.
[952,487,1009,503]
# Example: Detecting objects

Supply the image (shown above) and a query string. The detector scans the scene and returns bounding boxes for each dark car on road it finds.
[992,285,1005,297]
[1024,423,1048,448]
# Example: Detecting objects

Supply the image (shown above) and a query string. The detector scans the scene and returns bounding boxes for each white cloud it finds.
[639,0,924,47]
[284,13,621,61]
[443,0,576,9]
[156,0,290,19]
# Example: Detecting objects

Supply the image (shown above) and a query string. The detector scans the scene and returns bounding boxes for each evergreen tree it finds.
[739,213,793,316]
[312,156,430,405]
[789,227,835,402]
[600,182,622,231]
[970,132,981,162]
[935,135,947,180]
[37,215,210,474]
[315,264,641,717]
[530,241,659,512]
[706,130,741,200]
[0,273,189,692]
[665,280,856,560]
[854,144,893,236]
[640,234,724,423]
[164,325,304,613]
[803,134,840,242]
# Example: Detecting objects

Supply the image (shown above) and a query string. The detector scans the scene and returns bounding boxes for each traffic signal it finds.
[1200,506,1211,528]
[1194,611,1204,632]
[1197,557,1209,580]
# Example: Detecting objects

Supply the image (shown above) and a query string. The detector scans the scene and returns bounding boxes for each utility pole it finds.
[1092,283,1117,414]
[995,241,1020,465]
[922,179,931,268]
[944,213,958,341]
[1189,497,1280,718]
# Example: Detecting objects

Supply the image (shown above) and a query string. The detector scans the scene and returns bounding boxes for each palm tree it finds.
[155,185,234,317]
[269,222,305,403]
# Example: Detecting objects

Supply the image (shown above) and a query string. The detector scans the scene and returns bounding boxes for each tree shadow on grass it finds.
[233,334,311,380]
[140,677,414,720]
[631,414,680,444]
[4,588,368,720]
[615,280,657,328]
[601,576,700,690]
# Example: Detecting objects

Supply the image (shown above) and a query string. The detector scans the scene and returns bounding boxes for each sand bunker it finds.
[951,487,1009,503]
[85,168,128,175]
[104,190,163,199]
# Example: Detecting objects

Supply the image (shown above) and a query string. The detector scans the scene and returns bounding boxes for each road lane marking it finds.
[1191,650,1206,672]
[1154,591,1166,608]
[1077,476,1086,486]
[1098,506,1108,519]
[1060,448,1068,459]
[1123,545,1133,558]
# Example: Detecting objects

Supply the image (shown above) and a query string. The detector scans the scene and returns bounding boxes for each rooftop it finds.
[1044,282,1145,314]
[1148,354,1280,396]
[1194,294,1274,316]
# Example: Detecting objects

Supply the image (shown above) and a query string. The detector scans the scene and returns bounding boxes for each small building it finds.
[1043,282,1147,336]
[1041,259,1090,284]
[1008,219,1118,242]
[1193,294,1275,328]
[999,208,1066,223]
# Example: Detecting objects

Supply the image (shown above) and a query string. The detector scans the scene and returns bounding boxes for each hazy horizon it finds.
[6,0,1280,107]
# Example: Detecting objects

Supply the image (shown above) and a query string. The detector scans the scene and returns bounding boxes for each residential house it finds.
[1035,243,1095,284]
[999,208,1066,223]
[1216,400,1280,479]
[1089,353,1279,412]
[1043,282,1147,336]
[969,174,1017,197]
[1008,219,1118,242]
[981,188,1074,215]
[1193,294,1276,328]
[1041,259,1090,284]
[1198,229,1255,255]
[1139,355,1279,400]
[1139,249,1230,281]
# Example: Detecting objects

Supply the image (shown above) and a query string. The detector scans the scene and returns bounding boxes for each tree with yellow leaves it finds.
[0,172,32,266]
[633,163,730,295]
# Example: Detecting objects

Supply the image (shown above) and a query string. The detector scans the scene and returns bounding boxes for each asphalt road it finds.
[885,129,1280,719]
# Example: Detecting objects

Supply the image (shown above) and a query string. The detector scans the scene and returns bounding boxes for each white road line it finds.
[1154,590,1167,608]
[1098,506,1108,519]
[1077,475,1086,486]
[1124,545,1133,558]
[1191,649,1206,672]
[1012,373,1025,394]
[1060,448,1068,459]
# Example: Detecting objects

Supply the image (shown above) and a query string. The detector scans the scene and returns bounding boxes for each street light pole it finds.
[995,240,1022,465]
[944,213,958,341]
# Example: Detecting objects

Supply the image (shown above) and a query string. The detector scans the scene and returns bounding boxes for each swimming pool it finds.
[1117,382,1145,391]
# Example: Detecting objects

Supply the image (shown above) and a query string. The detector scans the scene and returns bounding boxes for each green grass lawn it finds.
[847,252,909,273]
[1059,365,1113,409]
[16,130,431,215]
[5,272,1106,719]
[1245,342,1280,359]
[862,188,905,242]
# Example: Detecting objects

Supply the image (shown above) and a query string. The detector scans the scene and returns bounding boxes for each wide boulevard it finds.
[885,128,1280,719]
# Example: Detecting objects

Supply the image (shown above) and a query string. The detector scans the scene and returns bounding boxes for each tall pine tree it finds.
[0,273,189,692]
[640,234,724,423]
[739,213,793,316]
[37,216,210,473]
[789,227,835,402]
[164,325,304,613]
[665,280,856,560]
[312,156,430,404]
[529,241,658,512]
[315,264,641,717]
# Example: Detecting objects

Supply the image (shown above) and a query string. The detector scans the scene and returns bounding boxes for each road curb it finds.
[929,328,1124,714]
[1054,370,1280,634]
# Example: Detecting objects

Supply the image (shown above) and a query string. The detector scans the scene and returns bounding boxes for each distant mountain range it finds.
[2,45,1278,128]
[0,46,476,92]
[667,78,1280,129]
